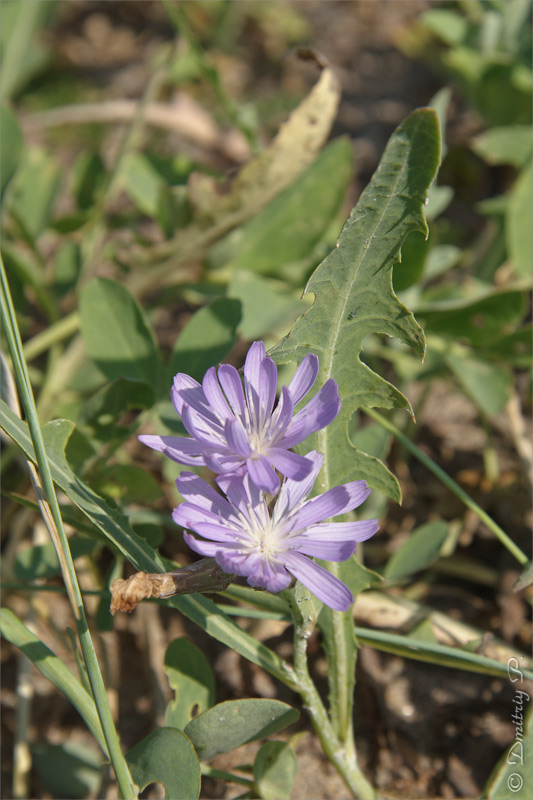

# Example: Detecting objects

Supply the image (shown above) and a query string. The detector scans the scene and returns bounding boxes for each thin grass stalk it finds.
[364,407,530,567]
[1,257,136,799]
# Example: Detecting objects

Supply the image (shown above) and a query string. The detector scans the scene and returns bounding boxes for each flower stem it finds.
[364,407,530,567]
[282,588,378,800]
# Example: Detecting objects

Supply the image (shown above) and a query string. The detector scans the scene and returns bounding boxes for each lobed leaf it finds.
[271,107,441,500]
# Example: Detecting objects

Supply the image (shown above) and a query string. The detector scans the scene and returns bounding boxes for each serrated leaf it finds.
[184,699,299,761]
[80,278,162,387]
[126,728,201,800]
[253,741,297,800]
[167,297,241,383]
[271,108,440,498]
[384,521,450,581]
[164,638,215,731]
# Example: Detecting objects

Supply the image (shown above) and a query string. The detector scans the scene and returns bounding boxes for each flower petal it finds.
[267,448,314,482]
[138,434,213,465]
[175,471,233,516]
[289,537,357,561]
[268,386,294,441]
[273,451,323,522]
[287,354,318,405]
[280,378,340,447]
[181,404,226,445]
[183,532,232,558]
[217,365,246,421]
[258,356,278,427]
[291,481,371,529]
[246,455,280,494]
[282,551,354,611]
[225,417,252,457]
[243,341,265,427]
[171,373,202,415]
[245,554,293,593]
[202,367,233,421]
[299,519,380,543]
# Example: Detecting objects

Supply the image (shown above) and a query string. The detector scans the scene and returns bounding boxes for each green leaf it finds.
[184,699,299,761]
[80,278,161,387]
[0,106,23,198]
[228,271,308,341]
[253,741,297,800]
[472,125,533,167]
[14,535,97,581]
[10,148,61,241]
[0,402,291,685]
[126,728,201,800]
[446,352,512,416]
[0,608,107,754]
[167,297,241,383]
[72,152,106,211]
[92,464,164,506]
[507,160,533,279]
[483,703,532,799]
[31,741,103,800]
[164,638,215,730]
[355,625,533,679]
[77,377,155,442]
[271,108,440,499]
[53,242,81,298]
[479,324,532,368]
[122,152,166,217]
[418,290,527,347]
[0,0,54,103]
[384,521,450,581]
[210,138,353,278]
[421,9,468,45]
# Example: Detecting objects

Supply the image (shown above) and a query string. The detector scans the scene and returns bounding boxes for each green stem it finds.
[364,407,530,567]
[282,589,378,800]
[1,258,136,800]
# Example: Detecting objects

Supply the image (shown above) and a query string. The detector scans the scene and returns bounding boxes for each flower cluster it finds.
[140,342,379,610]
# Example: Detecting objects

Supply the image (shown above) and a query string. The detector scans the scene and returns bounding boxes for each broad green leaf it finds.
[0,0,54,102]
[15,535,97,581]
[184,699,299,761]
[424,244,461,280]
[446,352,512,416]
[479,324,532,368]
[53,242,81,298]
[421,9,468,45]
[507,160,533,279]
[472,125,533,167]
[0,608,107,754]
[122,152,166,217]
[10,148,61,242]
[72,152,106,211]
[167,297,241,383]
[126,728,201,800]
[92,464,164,506]
[210,138,353,278]
[418,290,527,347]
[253,741,297,800]
[0,402,291,685]
[77,377,155,442]
[80,278,161,387]
[271,108,440,500]
[228,271,308,341]
[384,521,450,581]
[31,741,103,800]
[483,704,532,799]
[164,638,215,731]
[0,106,23,198]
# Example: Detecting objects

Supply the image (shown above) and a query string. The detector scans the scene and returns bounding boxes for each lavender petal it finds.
[283,551,354,611]
[287,353,318,405]
[246,455,280,494]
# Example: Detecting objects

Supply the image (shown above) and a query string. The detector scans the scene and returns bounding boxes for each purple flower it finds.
[139,341,340,493]
[172,451,379,611]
